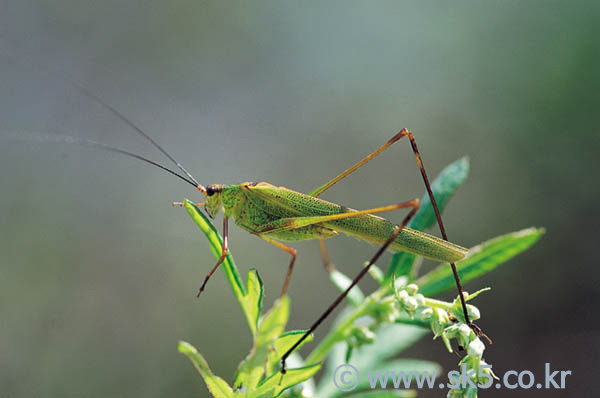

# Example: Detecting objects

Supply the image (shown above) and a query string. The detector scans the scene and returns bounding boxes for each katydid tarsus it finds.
[39,83,487,375]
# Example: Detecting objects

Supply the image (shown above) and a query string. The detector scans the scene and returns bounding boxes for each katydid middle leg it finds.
[279,198,421,374]
[256,235,297,299]
[256,201,418,297]
[318,239,335,272]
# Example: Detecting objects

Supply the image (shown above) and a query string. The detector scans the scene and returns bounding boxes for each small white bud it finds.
[403,296,418,312]
[420,307,433,320]
[458,324,471,338]
[467,338,485,358]
[435,308,450,325]
[466,304,481,321]
[406,283,419,295]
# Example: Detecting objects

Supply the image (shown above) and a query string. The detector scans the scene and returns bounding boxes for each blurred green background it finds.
[0,1,598,397]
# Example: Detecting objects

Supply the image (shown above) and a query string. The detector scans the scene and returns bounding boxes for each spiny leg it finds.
[280,198,420,375]
[309,128,484,339]
[197,216,229,297]
[257,235,297,299]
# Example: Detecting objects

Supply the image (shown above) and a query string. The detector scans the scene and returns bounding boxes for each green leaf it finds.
[240,269,263,335]
[184,201,252,324]
[410,157,470,232]
[251,362,321,398]
[388,157,470,278]
[265,330,313,376]
[278,352,317,398]
[257,296,290,347]
[178,341,234,398]
[418,227,545,296]
[234,297,291,391]
[329,269,365,307]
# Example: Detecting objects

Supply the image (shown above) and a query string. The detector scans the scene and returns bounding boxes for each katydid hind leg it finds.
[256,201,421,235]
[197,216,230,297]
[279,198,420,375]
[308,130,410,198]
[400,130,483,337]
[308,133,406,281]
[310,128,482,337]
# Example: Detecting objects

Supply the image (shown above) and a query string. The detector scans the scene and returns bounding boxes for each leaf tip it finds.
[178,340,195,354]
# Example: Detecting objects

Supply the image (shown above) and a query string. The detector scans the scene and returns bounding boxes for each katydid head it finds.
[203,184,223,218]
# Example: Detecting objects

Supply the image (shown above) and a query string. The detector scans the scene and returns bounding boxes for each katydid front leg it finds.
[197,216,229,297]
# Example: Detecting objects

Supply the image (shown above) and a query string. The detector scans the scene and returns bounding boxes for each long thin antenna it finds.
[2,53,203,190]
[29,133,199,188]
[72,83,203,189]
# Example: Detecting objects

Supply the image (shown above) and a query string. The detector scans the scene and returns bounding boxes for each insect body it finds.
[32,81,481,374]
[206,181,466,262]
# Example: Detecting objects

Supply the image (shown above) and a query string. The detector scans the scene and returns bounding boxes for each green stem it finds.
[423,297,454,311]
[306,281,464,364]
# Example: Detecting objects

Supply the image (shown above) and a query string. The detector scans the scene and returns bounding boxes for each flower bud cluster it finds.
[391,281,496,397]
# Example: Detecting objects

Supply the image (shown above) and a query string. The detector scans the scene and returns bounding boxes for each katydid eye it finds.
[206,187,216,196]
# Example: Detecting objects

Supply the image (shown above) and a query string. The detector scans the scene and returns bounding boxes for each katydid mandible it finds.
[53,86,485,375]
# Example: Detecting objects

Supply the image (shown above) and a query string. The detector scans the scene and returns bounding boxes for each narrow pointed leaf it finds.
[185,201,254,326]
[418,227,545,296]
[389,157,470,278]
[265,330,313,375]
[252,362,321,398]
[235,297,291,391]
[257,296,290,347]
[240,269,263,334]
[178,341,234,398]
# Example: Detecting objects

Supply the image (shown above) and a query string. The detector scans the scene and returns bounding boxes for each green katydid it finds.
[43,85,485,374]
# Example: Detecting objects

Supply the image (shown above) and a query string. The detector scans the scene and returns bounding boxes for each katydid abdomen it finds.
[218,182,467,264]
[324,216,467,263]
